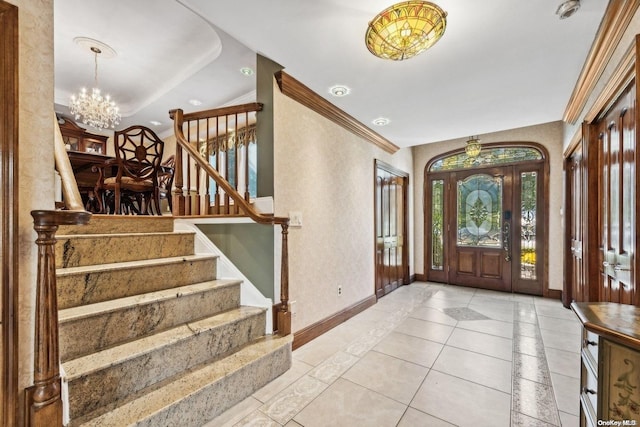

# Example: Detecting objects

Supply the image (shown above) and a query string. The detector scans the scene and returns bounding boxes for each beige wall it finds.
[412,121,565,291]
[10,0,55,413]
[273,79,414,332]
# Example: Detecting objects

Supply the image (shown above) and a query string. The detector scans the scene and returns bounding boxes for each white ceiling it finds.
[54,0,609,148]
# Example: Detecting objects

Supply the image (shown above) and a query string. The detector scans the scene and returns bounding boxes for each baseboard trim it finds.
[292,295,377,350]
[546,288,562,301]
[414,273,427,282]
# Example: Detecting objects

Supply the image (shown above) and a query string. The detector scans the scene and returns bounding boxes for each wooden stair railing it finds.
[169,105,291,336]
[26,210,91,427]
[53,115,84,212]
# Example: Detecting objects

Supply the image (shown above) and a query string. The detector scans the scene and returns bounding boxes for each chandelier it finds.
[365,1,447,61]
[69,45,120,129]
[465,136,482,158]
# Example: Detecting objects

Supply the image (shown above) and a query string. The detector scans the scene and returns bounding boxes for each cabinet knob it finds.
[582,387,596,395]
[583,339,597,347]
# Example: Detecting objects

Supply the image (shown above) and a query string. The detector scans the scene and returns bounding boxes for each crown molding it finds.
[274,71,399,154]
[564,0,640,123]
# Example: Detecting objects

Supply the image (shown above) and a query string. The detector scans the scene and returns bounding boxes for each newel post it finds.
[277,222,291,335]
[26,210,90,427]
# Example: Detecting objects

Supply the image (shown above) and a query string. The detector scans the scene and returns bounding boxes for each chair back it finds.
[113,126,164,182]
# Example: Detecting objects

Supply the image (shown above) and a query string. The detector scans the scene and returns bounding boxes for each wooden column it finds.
[277,222,291,336]
[26,210,90,427]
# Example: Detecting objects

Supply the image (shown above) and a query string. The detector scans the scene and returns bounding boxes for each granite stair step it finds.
[57,255,218,309]
[64,306,267,421]
[56,230,196,268]
[73,335,292,427]
[57,214,174,235]
[59,279,242,361]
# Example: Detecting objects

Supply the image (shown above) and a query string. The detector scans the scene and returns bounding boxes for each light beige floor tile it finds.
[202,396,262,427]
[409,306,458,326]
[511,411,557,426]
[545,347,581,379]
[233,411,280,427]
[515,321,542,338]
[467,303,516,323]
[558,410,579,427]
[308,351,359,384]
[431,289,475,304]
[537,316,582,336]
[253,358,313,403]
[514,334,546,358]
[293,378,406,427]
[512,377,560,425]
[446,327,513,361]
[342,350,428,404]
[432,345,512,393]
[535,305,577,321]
[550,372,580,416]
[397,407,455,427]
[456,318,514,339]
[420,298,469,310]
[284,421,303,427]
[411,370,511,427]
[394,317,454,343]
[292,333,346,366]
[259,375,328,425]
[373,331,443,367]
[513,352,551,385]
[540,328,581,353]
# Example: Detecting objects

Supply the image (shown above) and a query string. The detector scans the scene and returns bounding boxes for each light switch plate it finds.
[289,211,303,227]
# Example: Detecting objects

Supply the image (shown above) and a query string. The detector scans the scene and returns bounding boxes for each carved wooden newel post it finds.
[278,222,292,335]
[26,210,90,427]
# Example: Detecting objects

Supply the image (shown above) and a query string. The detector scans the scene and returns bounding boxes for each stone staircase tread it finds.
[59,279,242,323]
[63,306,266,381]
[56,254,217,276]
[57,230,195,239]
[78,335,292,427]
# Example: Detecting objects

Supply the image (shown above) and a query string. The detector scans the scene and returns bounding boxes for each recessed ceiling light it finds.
[329,85,350,97]
[188,99,203,106]
[240,67,254,76]
[149,120,162,126]
[372,117,390,126]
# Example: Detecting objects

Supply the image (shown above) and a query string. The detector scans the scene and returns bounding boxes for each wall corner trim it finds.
[275,71,400,154]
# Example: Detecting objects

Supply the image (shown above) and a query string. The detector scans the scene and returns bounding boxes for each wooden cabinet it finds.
[572,302,640,426]
[56,114,108,154]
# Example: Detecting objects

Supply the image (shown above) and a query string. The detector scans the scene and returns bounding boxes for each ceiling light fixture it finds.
[69,41,120,129]
[330,85,350,97]
[465,136,482,158]
[365,1,447,61]
[240,67,254,76]
[372,117,390,126]
[556,0,580,19]
[188,99,203,106]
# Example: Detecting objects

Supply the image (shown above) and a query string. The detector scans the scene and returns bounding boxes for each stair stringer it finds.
[174,218,273,334]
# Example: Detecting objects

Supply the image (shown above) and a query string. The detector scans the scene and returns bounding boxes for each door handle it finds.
[603,261,610,267]
[502,221,511,262]
[614,264,630,272]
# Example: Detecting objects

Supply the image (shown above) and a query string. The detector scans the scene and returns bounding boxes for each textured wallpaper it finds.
[273,79,413,332]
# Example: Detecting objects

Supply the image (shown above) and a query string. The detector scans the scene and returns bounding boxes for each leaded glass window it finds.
[430,147,542,172]
[457,174,502,247]
[520,172,537,279]
[431,180,444,270]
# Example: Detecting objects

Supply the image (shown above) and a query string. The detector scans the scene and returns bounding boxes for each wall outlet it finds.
[337,285,342,296]
[288,300,297,315]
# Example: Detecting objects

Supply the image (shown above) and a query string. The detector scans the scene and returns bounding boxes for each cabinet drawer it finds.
[582,329,598,369]
[581,358,598,420]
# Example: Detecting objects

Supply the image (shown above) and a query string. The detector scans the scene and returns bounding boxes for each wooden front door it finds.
[449,167,513,292]
[598,82,636,304]
[375,161,409,298]
[566,144,586,303]
[426,146,546,296]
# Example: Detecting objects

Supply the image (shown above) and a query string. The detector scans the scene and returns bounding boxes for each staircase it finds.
[55,215,292,426]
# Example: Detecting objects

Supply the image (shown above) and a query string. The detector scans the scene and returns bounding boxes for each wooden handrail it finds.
[26,210,91,427]
[169,107,291,335]
[53,115,84,211]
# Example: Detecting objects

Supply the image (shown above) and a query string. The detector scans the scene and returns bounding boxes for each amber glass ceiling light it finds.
[365,1,447,61]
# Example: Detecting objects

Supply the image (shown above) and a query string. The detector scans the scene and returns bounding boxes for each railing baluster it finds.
[169,103,290,335]
[204,118,211,213]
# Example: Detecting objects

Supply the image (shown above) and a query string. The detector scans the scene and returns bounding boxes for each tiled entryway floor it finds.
[206,282,581,426]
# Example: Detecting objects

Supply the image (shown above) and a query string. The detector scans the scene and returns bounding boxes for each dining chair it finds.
[95,125,164,215]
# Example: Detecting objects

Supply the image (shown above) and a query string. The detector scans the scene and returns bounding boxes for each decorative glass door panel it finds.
[426,149,546,296]
[456,174,503,248]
